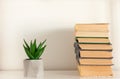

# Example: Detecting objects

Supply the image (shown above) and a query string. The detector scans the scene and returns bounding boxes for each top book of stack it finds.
[75,23,109,38]
[75,23,109,32]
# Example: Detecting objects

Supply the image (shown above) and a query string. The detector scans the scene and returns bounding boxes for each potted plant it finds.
[23,39,46,78]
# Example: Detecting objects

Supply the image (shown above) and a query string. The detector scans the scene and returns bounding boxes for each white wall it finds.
[0,0,111,70]
[111,0,120,70]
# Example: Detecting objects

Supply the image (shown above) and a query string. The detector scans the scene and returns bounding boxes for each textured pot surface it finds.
[24,59,44,78]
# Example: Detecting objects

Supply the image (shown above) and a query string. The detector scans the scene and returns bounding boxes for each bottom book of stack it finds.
[78,65,113,76]
[77,58,113,76]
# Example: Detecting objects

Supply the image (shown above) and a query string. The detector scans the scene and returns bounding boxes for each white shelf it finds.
[0,70,120,79]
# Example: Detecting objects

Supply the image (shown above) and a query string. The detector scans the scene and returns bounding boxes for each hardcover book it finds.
[79,44,112,51]
[80,51,113,59]
[75,23,109,32]
[78,65,113,76]
[79,59,112,66]
[75,32,109,37]
[76,38,110,44]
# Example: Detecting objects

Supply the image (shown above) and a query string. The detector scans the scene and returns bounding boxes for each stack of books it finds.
[74,23,113,76]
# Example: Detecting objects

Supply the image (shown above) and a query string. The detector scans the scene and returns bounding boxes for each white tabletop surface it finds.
[0,70,120,79]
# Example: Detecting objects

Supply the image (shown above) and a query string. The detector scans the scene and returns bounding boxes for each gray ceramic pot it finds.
[24,59,44,78]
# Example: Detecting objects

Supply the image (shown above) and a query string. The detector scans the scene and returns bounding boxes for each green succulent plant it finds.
[23,39,46,60]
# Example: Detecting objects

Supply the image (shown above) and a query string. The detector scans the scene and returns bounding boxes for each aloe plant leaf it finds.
[35,45,46,59]
[32,39,36,56]
[34,39,37,49]
[24,39,30,49]
[37,39,46,49]
[23,44,34,59]
[30,40,34,56]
